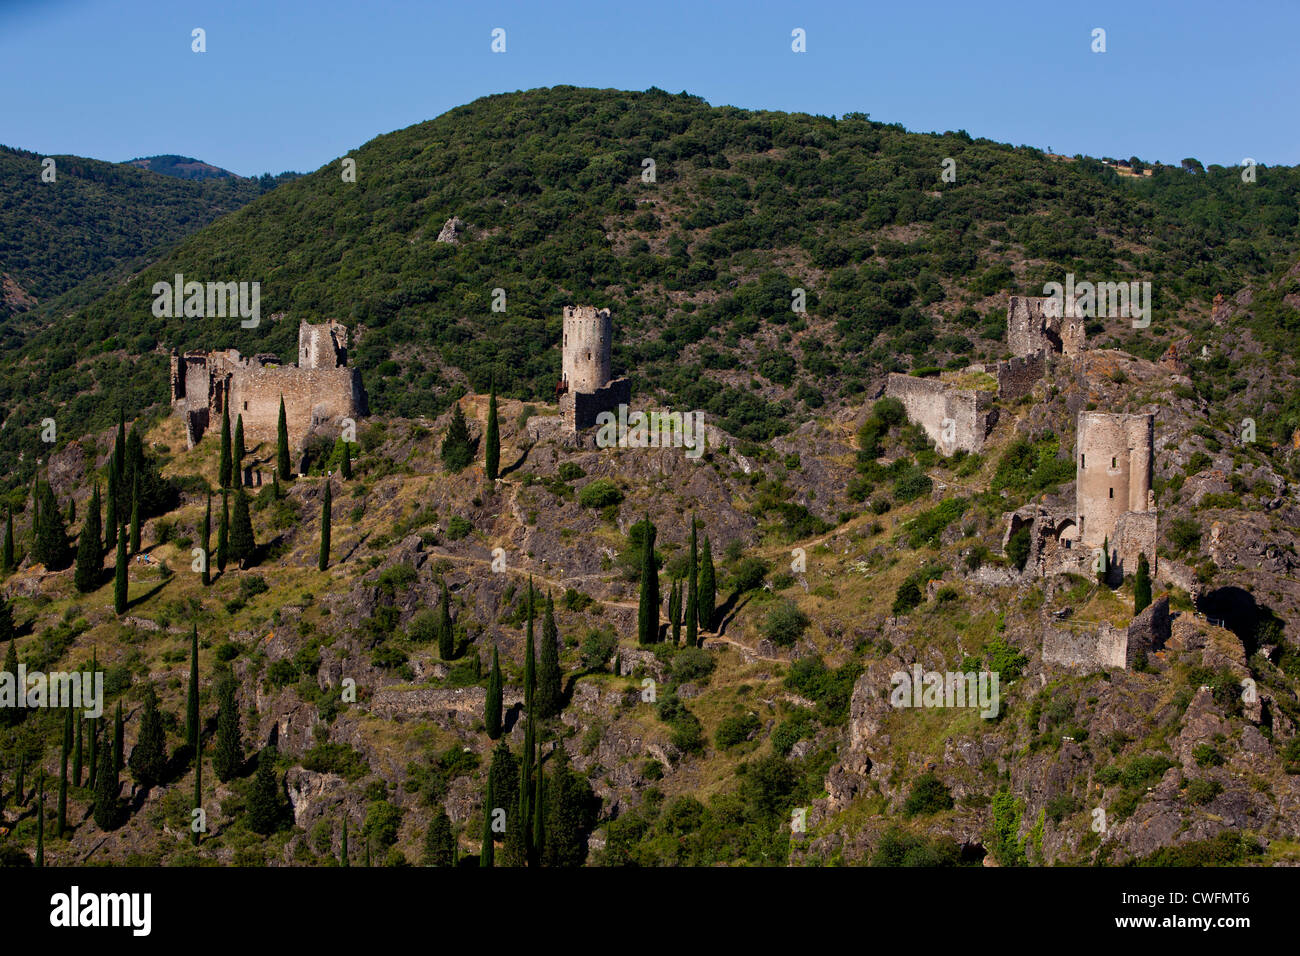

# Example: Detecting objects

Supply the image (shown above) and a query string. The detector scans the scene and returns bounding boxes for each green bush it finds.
[715,713,762,749]
[578,478,623,509]
[762,600,810,646]
[902,772,954,816]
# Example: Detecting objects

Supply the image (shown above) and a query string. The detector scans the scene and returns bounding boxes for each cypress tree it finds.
[341,440,352,480]
[424,808,454,866]
[66,496,75,526]
[200,494,212,586]
[34,483,71,570]
[518,711,534,858]
[113,701,124,772]
[0,638,15,731]
[364,838,371,868]
[272,468,280,499]
[74,484,103,592]
[129,684,166,789]
[114,409,126,484]
[532,757,546,865]
[214,671,243,781]
[524,580,536,711]
[319,480,331,571]
[232,415,246,489]
[276,396,291,480]
[485,379,500,481]
[637,515,659,645]
[1134,553,1153,615]
[479,776,495,867]
[58,706,69,835]
[437,580,454,660]
[185,625,200,752]
[1098,535,1110,584]
[104,460,118,556]
[441,402,473,473]
[537,592,562,718]
[698,535,716,633]
[72,714,83,788]
[247,746,283,835]
[218,406,232,489]
[128,473,140,556]
[485,647,503,739]
[2,506,14,574]
[88,710,98,786]
[113,527,127,614]
[543,747,594,867]
[668,578,682,646]
[217,491,229,572]
[0,597,15,647]
[92,740,120,831]
[340,816,350,867]
[36,774,45,866]
[685,517,698,648]
[192,733,202,846]
[229,489,255,569]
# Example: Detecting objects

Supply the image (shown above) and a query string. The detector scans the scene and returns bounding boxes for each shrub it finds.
[578,478,623,509]
[1006,525,1032,571]
[903,772,954,816]
[1186,778,1222,805]
[892,580,923,615]
[445,515,473,540]
[763,600,810,646]
[715,713,761,749]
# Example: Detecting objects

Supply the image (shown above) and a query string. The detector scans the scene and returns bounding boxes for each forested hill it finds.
[123,155,241,181]
[6,86,1300,490]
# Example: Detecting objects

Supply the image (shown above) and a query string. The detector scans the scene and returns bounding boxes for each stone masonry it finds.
[170,319,367,453]
[884,373,998,455]
[1076,411,1156,582]
[557,306,630,434]
[1007,294,1086,358]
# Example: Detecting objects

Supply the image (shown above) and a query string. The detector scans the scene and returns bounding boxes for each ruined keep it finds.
[884,373,998,455]
[557,305,630,434]
[170,319,367,454]
[1076,411,1157,581]
[1007,295,1086,358]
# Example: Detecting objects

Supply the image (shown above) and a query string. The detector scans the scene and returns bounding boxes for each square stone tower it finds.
[299,319,349,369]
[1008,295,1086,358]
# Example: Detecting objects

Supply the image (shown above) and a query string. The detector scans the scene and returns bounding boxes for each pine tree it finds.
[129,684,166,789]
[668,578,682,646]
[128,474,140,556]
[699,534,716,633]
[217,491,229,573]
[200,494,212,586]
[685,516,698,648]
[232,415,246,489]
[319,480,331,571]
[2,506,14,574]
[524,580,536,712]
[74,484,103,592]
[214,671,243,782]
[437,581,454,660]
[340,816,350,867]
[537,592,562,718]
[441,402,473,472]
[113,701,124,772]
[218,406,232,489]
[424,808,455,866]
[485,647,503,740]
[479,776,495,867]
[229,489,255,569]
[58,706,69,835]
[72,714,83,787]
[92,741,120,831]
[637,515,659,645]
[247,746,283,835]
[113,527,128,614]
[186,625,200,752]
[276,396,291,480]
[1134,552,1153,615]
[485,379,500,481]
[104,460,118,556]
[34,482,71,570]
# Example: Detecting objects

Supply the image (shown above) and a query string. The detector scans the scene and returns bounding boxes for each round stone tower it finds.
[561,305,612,393]
[1076,411,1154,548]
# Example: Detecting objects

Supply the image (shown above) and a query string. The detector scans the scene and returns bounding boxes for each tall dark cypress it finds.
[200,494,212,586]
[129,684,166,789]
[319,480,332,572]
[485,378,500,481]
[277,396,291,480]
[424,808,454,866]
[113,527,128,614]
[92,740,120,831]
[485,647,503,740]
[341,440,352,480]
[88,708,98,786]
[637,515,660,645]
[34,483,71,571]
[532,758,545,865]
[186,625,200,752]
[229,489,255,569]
[437,581,454,660]
[72,714,83,787]
[113,701,124,772]
[58,707,70,835]
[114,409,126,481]
[35,774,45,867]
[192,733,202,846]
[232,414,246,490]
[537,592,562,718]
[247,746,283,835]
[686,516,699,648]
[2,506,14,574]
[104,456,118,556]
[218,406,232,489]
[214,671,243,782]
[1134,553,1153,615]
[479,776,495,867]
[668,578,682,646]
[698,534,716,634]
[340,816,350,867]
[128,473,140,556]
[217,490,229,572]
[524,579,536,712]
[74,484,103,593]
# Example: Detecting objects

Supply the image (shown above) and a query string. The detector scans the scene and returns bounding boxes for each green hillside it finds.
[6,86,1300,490]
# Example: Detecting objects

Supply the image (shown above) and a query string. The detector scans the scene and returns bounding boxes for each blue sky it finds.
[3,0,1297,177]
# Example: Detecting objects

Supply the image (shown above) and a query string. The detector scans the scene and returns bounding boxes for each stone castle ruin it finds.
[1006,294,1086,358]
[556,306,630,435]
[170,319,367,454]
[884,373,998,456]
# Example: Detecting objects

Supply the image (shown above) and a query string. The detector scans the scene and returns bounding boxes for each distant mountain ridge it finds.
[124,154,241,181]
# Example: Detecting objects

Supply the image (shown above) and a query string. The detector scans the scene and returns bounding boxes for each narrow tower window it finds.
[1109,487,1114,499]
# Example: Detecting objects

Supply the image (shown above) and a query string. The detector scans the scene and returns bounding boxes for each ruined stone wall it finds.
[227,366,366,450]
[298,320,348,369]
[1043,622,1128,670]
[885,373,997,455]
[1111,510,1158,583]
[994,354,1045,401]
[1076,411,1154,550]
[562,306,612,394]
[1007,295,1086,358]
[562,377,630,432]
